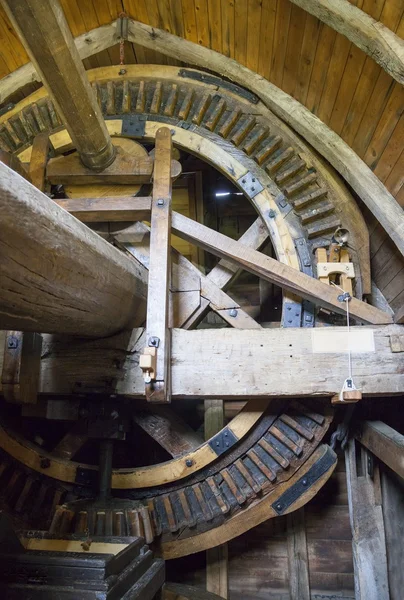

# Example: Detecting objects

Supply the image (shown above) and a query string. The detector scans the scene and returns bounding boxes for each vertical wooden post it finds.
[345,438,390,600]
[286,508,310,600]
[142,127,173,403]
[2,0,115,171]
[29,133,51,192]
[205,399,229,599]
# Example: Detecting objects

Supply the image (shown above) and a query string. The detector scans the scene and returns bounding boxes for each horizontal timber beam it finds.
[0,161,147,336]
[357,421,404,480]
[52,198,390,324]
[127,20,404,262]
[2,0,115,170]
[0,325,402,399]
[289,0,404,85]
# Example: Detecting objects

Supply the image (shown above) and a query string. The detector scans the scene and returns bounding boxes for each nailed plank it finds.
[0,161,147,336]
[171,212,391,324]
[1,325,401,399]
[2,0,115,170]
[127,20,404,261]
[289,0,404,85]
[358,420,404,479]
[56,196,152,222]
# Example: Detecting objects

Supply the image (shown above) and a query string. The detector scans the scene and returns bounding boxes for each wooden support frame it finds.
[357,421,404,480]
[140,128,173,403]
[51,197,390,325]
[1,330,42,404]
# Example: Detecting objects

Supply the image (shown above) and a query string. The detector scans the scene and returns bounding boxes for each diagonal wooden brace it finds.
[139,127,173,403]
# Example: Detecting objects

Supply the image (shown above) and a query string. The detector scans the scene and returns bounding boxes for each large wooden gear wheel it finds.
[0,65,371,558]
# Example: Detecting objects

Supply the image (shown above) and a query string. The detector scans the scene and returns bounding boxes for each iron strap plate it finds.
[237,171,264,199]
[178,69,259,104]
[208,427,239,456]
[272,445,336,515]
[120,115,147,137]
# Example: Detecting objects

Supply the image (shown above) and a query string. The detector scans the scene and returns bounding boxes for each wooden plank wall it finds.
[0,0,403,206]
[166,455,354,599]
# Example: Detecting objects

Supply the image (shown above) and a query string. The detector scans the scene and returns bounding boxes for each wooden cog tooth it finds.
[218,109,242,137]
[121,80,131,113]
[14,476,34,512]
[193,483,214,522]
[221,468,246,505]
[32,482,51,518]
[230,115,256,146]
[4,470,21,500]
[191,93,212,125]
[307,218,341,239]
[265,147,295,174]
[46,98,61,128]
[280,414,315,441]
[31,103,47,132]
[275,158,306,186]
[150,81,163,114]
[285,172,318,197]
[136,80,146,112]
[0,126,17,151]
[177,489,197,528]
[247,449,276,482]
[254,135,282,165]
[300,202,335,225]
[206,476,230,514]
[148,498,162,537]
[270,425,303,456]
[204,97,226,131]
[163,84,178,116]
[290,401,326,425]
[178,88,195,120]
[106,81,116,115]
[140,506,154,544]
[242,125,269,155]
[75,510,88,534]
[19,110,36,140]
[234,458,262,494]
[258,437,290,469]
[293,187,328,210]
[4,120,23,146]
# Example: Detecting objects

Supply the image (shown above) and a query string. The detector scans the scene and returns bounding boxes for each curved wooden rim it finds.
[159,443,336,559]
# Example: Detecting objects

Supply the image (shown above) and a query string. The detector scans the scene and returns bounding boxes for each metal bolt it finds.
[345,266,349,271]
[323,265,327,270]
[302,478,308,486]
[251,186,255,192]
[119,68,127,75]
[7,336,18,349]
[148,336,160,347]
[40,458,51,469]
[251,178,256,183]
[276,503,282,511]
[229,309,238,318]
[242,178,246,184]
[157,198,165,206]
[186,459,193,467]
[111,410,119,419]
[268,209,276,218]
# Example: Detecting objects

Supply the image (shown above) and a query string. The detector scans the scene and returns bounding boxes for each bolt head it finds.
[186,459,193,467]
[7,336,18,349]
[40,458,51,469]
[157,198,165,206]
[229,309,238,318]
[268,209,276,218]
[119,68,127,75]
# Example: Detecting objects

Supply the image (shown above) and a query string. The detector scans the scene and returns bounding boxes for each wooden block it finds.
[1,331,42,404]
[390,334,404,352]
[331,390,362,405]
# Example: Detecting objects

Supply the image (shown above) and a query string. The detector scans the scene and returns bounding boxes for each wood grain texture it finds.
[358,420,404,479]
[289,0,404,84]
[0,161,147,336]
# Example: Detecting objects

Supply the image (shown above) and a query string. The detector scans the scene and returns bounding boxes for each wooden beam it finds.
[287,509,310,600]
[205,399,228,599]
[345,438,390,600]
[2,325,402,399]
[56,196,153,223]
[127,20,404,261]
[143,127,173,403]
[358,421,404,480]
[28,133,50,192]
[0,161,147,336]
[289,0,404,85]
[46,150,181,185]
[1,0,115,170]
[381,467,404,600]
[171,212,391,325]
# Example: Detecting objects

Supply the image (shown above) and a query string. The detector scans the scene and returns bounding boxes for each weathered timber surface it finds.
[0,325,402,398]
[289,0,404,85]
[128,21,404,261]
[2,0,115,170]
[358,421,404,479]
[0,162,147,336]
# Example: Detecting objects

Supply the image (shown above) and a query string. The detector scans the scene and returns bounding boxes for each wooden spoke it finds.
[28,133,50,192]
[52,422,88,461]
[133,406,204,458]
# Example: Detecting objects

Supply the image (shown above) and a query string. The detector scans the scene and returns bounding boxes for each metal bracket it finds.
[272,445,336,515]
[121,115,146,137]
[178,69,259,104]
[237,171,264,199]
[275,193,293,216]
[208,427,238,456]
[295,237,313,275]
[117,15,128,40]
[282,301,302,327]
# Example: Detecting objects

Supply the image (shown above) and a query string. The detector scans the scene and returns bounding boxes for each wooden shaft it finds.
[0,161,147,337]
[1,0,115,171]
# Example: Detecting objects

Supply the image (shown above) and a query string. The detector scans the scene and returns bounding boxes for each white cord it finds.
[331,282,356,401]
